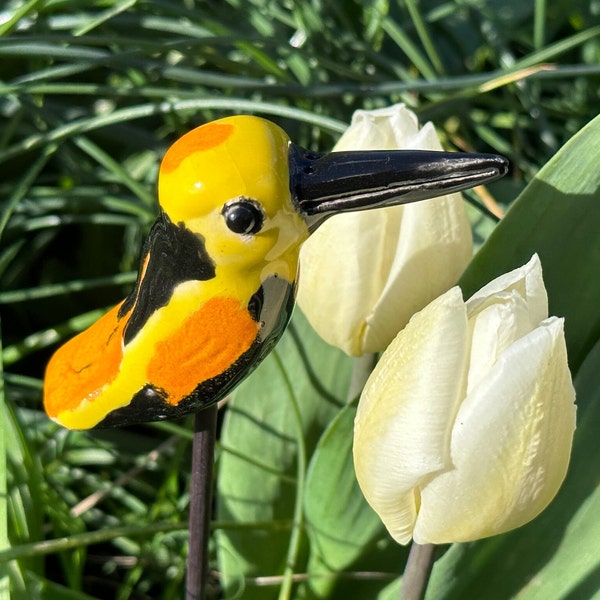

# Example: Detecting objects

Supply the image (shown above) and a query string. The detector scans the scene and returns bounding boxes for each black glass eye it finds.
[222,199,264,235]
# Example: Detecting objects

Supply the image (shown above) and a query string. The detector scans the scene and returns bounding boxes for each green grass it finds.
[1,1,599,598]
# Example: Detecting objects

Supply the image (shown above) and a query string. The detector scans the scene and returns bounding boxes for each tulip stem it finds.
[185,404,218,600]
[347,353,378,403]
[400,542,436,600]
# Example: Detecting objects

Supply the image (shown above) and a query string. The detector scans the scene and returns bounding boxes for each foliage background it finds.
[0,0,599,599]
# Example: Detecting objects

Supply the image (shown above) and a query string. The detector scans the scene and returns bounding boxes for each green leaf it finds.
[216,310,352,599]
[301,402,405,599]
[0,327,8,600]
[22,572,100,600]
[3,401,45,596]
[460,113,600,371]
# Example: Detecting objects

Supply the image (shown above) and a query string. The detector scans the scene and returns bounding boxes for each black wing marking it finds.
[119,211,217,345]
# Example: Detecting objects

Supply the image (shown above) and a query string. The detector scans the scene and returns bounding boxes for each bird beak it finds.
[288,143,508,232]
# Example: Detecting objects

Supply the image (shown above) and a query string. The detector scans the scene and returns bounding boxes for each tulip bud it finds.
[353,255,576,545]
[297,104,473,356]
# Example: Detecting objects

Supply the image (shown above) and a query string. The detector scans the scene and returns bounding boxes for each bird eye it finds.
[222,199,265,235]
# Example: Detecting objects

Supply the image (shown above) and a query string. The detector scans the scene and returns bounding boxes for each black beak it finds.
[288,143,508,232]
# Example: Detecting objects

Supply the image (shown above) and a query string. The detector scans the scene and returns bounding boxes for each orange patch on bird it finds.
[146,297,259,404]
[44,304,127,416]
[160,122,235,174]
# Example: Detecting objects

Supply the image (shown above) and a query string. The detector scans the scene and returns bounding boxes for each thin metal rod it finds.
[185,404,218,600]
[399,542,436,600]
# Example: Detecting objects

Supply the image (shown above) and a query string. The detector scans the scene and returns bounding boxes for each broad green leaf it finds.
[378,578,401,600]
[216,310,353,599]
[460,113,600,371]
[301,402,405,599]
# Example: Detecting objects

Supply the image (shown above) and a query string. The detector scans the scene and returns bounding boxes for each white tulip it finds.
[297,104,473,356]
[353,255,576,545]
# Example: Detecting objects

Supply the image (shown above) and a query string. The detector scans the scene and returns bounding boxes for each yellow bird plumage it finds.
[44,115,508,429]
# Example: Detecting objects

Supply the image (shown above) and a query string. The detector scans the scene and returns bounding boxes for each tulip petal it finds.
[298,208,402,356]
[363,193,472,353]
[466,291,534,394]
[334,105,426,152]
[354,287,469,544]
[414,317,576,544]
[467,254,548,327]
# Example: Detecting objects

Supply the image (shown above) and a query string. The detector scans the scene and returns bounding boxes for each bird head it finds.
[156,114,507,288]
[158,116,308,286]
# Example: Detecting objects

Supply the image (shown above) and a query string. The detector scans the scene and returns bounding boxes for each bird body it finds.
[44,114,508,429]
[45,116,306,428]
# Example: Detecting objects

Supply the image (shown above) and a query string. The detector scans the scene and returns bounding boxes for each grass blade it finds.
[0,322,8,600]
